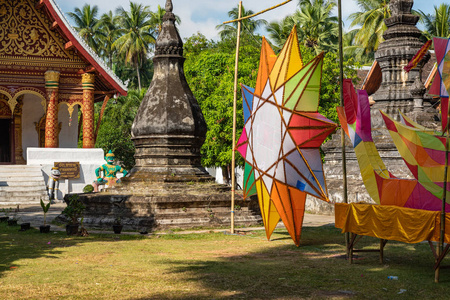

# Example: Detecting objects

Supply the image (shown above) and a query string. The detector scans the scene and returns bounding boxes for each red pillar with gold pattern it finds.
[82,73,96,148]
[44,71,60,148]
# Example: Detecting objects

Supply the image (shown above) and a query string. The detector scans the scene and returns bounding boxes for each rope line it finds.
[222,0,293,25]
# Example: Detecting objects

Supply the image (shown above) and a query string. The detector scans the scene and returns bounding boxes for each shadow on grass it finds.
[0,222,145,279]
[146,226,450,299]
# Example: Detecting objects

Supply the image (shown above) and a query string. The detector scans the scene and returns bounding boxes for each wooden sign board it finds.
[54,162,80,179]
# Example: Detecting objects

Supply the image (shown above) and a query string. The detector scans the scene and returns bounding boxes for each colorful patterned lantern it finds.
[237,27,337,246]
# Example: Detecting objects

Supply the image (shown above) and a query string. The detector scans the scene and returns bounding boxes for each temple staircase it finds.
[0,165,47,205]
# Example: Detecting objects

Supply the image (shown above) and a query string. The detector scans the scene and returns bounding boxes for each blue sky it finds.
[54,0,444,40]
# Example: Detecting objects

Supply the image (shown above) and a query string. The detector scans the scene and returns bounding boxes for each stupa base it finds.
[71,181,262,232]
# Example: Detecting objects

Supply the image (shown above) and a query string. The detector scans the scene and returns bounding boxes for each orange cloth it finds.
[335,203,450,244]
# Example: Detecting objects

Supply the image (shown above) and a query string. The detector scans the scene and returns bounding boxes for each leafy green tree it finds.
[266,16,296,50]
[184,39,260,176]
[293,0,338,53]
[265,0,338,54]
[97,11,120,69]
[419,4,450,39]
[95,89,146,170]
[114,57,154,90]
[113,2,156,90]
[184,33,214,57]
[348,0,390,56]
[342,29,374,64]
[67,4,102,51]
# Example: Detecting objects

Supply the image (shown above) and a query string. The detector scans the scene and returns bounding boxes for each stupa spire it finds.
[370,0,429,127]
[154,0,182,57]
[165,0,173,12]
[130,0,210,181]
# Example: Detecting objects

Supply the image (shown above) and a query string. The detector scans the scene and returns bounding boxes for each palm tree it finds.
[348,0,390,55]
[293,0,338,53]
[68,4,102,51]
[98,11,120,69]
[216,4,268,40]
[343,29,374,64]
[419,4,450,39]
[266,16,296,50]
[150,4,181,34]
[113,2,156,90]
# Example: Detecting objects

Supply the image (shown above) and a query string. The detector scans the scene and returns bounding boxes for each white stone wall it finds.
[27,148,106,199]
[22,94,44,160]
[21,94,79,160]
[206,166,243,188]
[57,103,79,148]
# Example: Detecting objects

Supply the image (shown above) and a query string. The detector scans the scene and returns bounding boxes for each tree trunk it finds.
[222,165,231,185]
[136,63,142,91]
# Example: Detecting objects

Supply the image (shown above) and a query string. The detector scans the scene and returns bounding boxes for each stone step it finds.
[0,186,47,192]
[0,165,49,206]
[0,176,45,181]
[0,172,44,177]
[0,171,43,175]
[0,190,48,198]
[0,165,42,170]
[0,198,43,205]
[154,215,261,227]
[83,209,260,221]
[150,211,260,220]
[0,177,46,187]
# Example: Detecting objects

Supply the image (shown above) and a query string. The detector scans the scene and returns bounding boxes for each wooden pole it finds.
[338,0,350,258]
[337,0,350,257]
[436,100,450,282]
[230,1,242,234]
[222,0,292,24]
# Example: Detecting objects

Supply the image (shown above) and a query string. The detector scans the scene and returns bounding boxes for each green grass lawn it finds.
[1,222,449,299]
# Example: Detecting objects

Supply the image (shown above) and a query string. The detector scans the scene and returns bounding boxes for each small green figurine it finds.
[93,150,128,191]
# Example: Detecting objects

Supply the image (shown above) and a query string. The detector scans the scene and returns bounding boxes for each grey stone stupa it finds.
[76,0,261,231]
[130,0,211,182]
[370,0,431,128]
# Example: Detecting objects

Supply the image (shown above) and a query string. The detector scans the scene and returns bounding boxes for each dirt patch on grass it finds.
[311,290,355,299]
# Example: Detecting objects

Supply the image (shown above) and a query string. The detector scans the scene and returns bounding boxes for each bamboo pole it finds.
[337,0,350,257]
[222,0,292,24]
[436,100,450,283]
[230,1,242,234]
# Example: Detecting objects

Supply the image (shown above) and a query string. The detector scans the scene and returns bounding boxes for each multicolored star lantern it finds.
[236,27,337,246]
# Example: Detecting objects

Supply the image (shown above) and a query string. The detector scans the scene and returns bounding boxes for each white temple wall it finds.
[21,95,79,160]
[57,103,78,148]
[22,94,44,160]
[28,148,106,199]
[206,167,243,187]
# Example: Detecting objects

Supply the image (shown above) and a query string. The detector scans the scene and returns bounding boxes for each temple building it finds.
[0,0,127,165]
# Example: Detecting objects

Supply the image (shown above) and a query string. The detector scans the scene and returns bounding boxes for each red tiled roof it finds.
[43,0,127,96]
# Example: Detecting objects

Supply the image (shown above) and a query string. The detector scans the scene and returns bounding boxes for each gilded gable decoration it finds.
[0,95,12,117]
[6,87,47,114]
[0,0,74,59]
[68,102,82,120]
[59,94,83,103]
